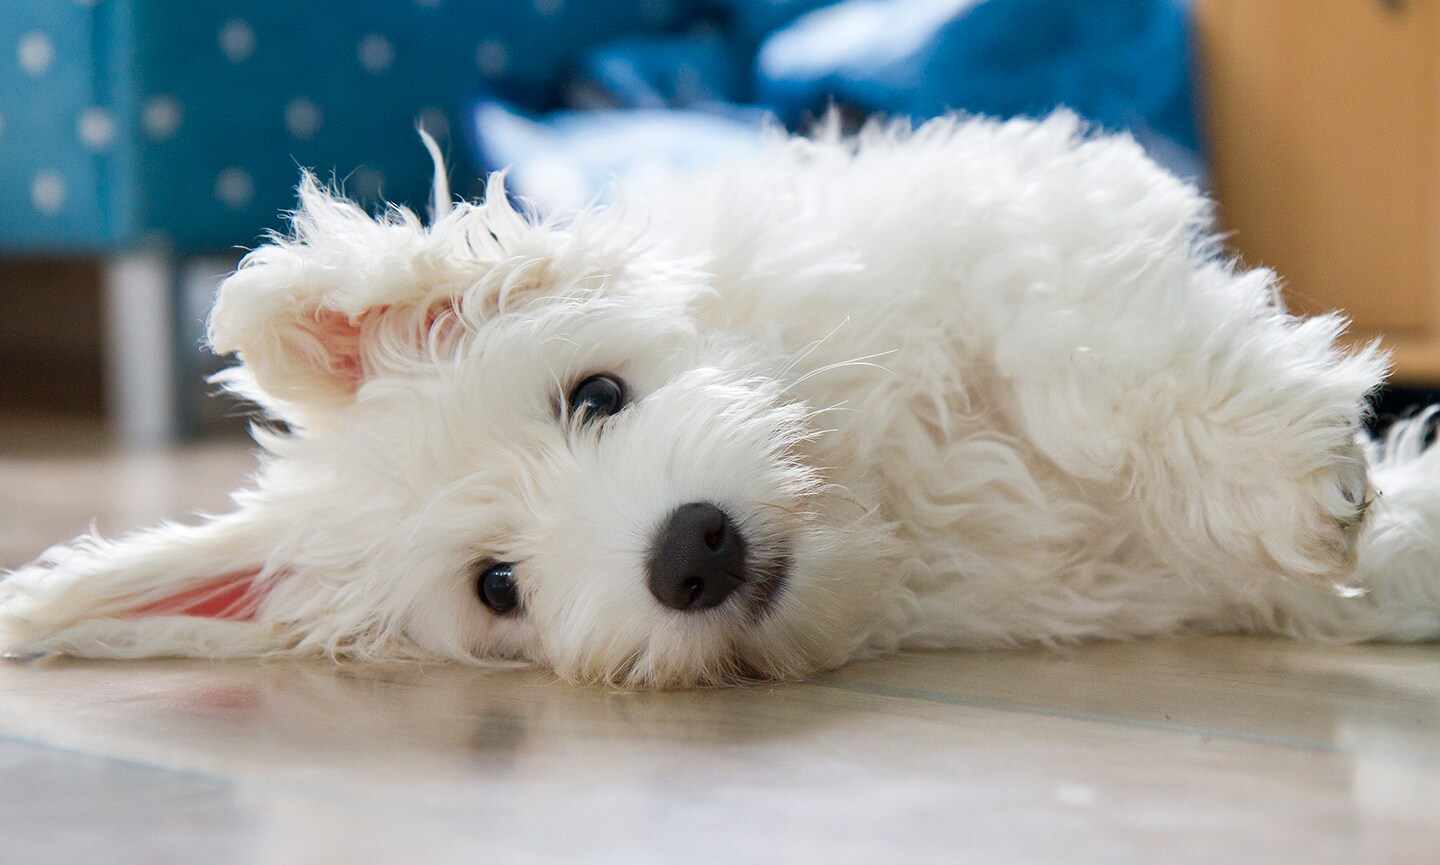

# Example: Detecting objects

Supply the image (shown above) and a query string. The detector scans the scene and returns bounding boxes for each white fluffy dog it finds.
[5,113,1440,687]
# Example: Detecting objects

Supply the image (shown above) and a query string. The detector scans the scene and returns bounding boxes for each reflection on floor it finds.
[1,415,1438,864]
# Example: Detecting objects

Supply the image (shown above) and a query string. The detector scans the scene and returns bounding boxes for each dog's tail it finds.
[1258,410,1440,642]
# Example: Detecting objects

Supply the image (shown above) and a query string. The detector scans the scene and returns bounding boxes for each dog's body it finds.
[5,114,1440,686]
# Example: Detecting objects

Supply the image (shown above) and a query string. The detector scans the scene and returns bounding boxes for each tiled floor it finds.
[1,415,1438,864]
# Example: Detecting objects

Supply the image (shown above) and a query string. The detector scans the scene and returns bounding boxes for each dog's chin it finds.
[739,548,791,622]
[533,519,885,689]
[712,557,871,687]
[538,560,810,689]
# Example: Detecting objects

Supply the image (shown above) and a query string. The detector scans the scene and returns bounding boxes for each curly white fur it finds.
[4,113,1438,687]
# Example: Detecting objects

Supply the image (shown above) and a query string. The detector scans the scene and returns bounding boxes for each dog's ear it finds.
[207,174,432,411]
[208,166,549,413]
[0,513,297,659]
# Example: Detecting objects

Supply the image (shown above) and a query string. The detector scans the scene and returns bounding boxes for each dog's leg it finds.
[0,508,293,658]
[989,257,1387,595]
[1234,415,1440,641]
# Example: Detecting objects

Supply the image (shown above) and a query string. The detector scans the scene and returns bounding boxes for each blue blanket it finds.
[472,0,1201,210]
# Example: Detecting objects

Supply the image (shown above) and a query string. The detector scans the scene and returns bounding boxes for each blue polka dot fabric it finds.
[0,0,692,253]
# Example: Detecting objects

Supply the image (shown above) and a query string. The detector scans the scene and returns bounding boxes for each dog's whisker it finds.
[800,401,854,422]
[782,352,901,394]
[752,500,804,517]
[776,316,852,379]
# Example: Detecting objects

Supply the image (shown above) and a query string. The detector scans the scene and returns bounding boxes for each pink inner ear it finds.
[308,307,368,390]
[127,569,267,621]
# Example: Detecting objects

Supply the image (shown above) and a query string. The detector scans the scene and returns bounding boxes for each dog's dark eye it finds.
[476,562,520,615]
[568,374,626,422]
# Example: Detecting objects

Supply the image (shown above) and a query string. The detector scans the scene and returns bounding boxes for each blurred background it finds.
[0,0,1432,446]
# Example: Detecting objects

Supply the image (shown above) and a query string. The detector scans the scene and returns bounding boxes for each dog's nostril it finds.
[648,502,747,612]
[683,576,705,605]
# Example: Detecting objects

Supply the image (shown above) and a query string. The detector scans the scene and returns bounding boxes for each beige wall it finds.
[1197,0,1440,383]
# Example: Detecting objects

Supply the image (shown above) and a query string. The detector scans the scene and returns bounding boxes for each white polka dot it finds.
[31,172,66,215]
[77,106,117,150]
[533,0,562,15]
[218,19,256,63]
[349,166,385,201]
[357,34,394,74]
[18,32,55,77]
[142,95,182,140]
[284,98,323,140]
[416,106,450,140]
[215,167,254,209]
[476,40,509,78]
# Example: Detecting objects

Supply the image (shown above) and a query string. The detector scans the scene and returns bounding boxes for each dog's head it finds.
[3,167,902,687]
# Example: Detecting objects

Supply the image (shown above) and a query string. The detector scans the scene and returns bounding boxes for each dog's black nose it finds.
[648,503,747,612]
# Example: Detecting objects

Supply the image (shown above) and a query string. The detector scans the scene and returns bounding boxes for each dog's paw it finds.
[1254,433,1372,584]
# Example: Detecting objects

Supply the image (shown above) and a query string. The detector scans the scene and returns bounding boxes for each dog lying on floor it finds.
[4,113,1439,687]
